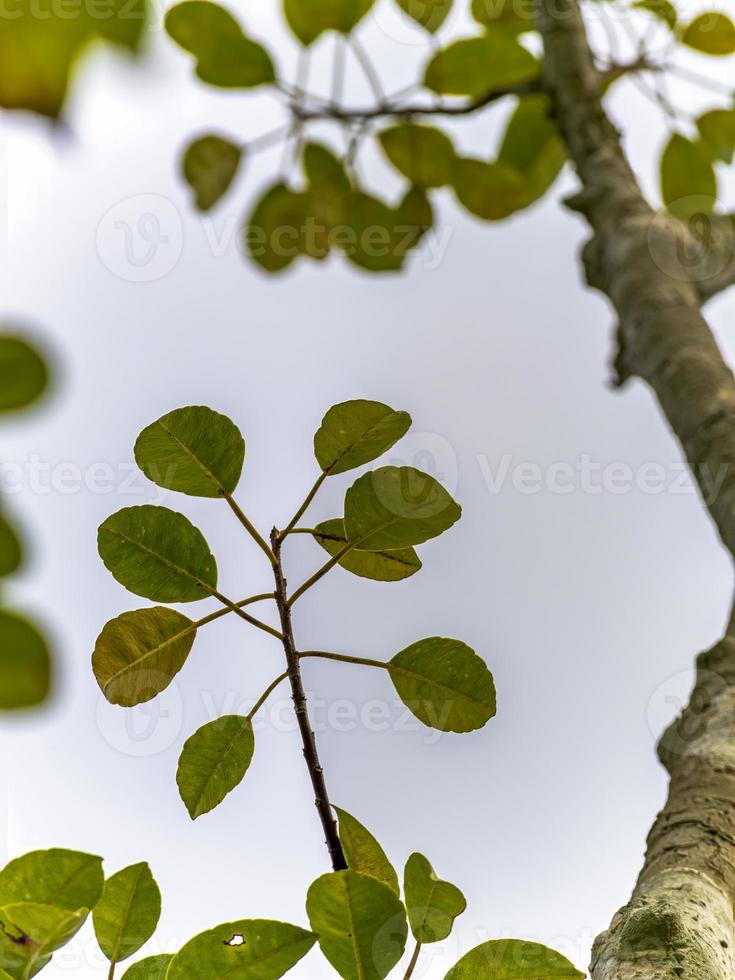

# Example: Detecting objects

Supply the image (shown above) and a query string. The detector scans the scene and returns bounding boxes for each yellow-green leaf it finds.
[379,124,456,187]
[395,0,452,33]
[498,95,566,204]
[0,849,103,910]
[0,611,51,710]
[93,864,161,964]
[697,108,735,163]
[0,513,22,578]
[182,135,243,211]
[445,939,585,979]
[471,0,536,33]
[424,33,538,97]
[334,808,400,895]
[177,716,255,819]
[660,133,717,217]
[404,853,465,943]
[166,920,316,978]
[453,159,528,221]
[122,956,174,980]
[0,335,48,413]
[313,519,422,582]
[283,0,375,45]
[315,400,411,476]
[682,12,735,55]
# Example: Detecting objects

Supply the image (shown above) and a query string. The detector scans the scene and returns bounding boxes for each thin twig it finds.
[210,588,284,640]
[223,493,277,566]
[299,650,390,672]
[403,941,423,980]
[247,671,289,720]
[280,472,327,539]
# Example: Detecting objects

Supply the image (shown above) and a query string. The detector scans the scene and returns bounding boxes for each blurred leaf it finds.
[445,939,585,979]
[0,611,51,710]
[453,159,528,220]
[98,505,218,603]
[0,513,22,578]
[306,870,407,980]
[0,849,103,910]
[0,335,48,413]
[681,12,735,55]
[389,637,496,732]
[177,715,255,819]
[93,607,196,707]
[304,143,352,194]
[284,0,375,45]
[93,864,161,964]
[379,124,456,187]
[245,182,310,274]
[424,33,538,97]
[0,903,88,975]
[304,144,352,242]
[697,108,735,163]
[166,1,275,87]
[334,808,400,895]
[313,519,422,582]
[122,956,174,980]
[340,191,407,272]
[344,466,461,550]
[471,0,536,33]
[166,919,316,978]
[661,133,716,217]
[404,853,465,943]
[395,0,452,33]
[498,95,566,203]
[135,405,245,498]
[633,0,676,29]
[314,400,411,476]
[182,135,243,211]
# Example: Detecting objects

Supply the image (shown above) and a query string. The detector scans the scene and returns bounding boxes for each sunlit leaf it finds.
[445,939,585,979]
[344,466,461,550]
[424,33,538,97]
[135,405,245,498]
[660,133,716,217]
[182,135,243,211]
[0,335,48,413]
[314,400,411,476]
[379,125,456,188]
[0,903,88,975]
[0,611,51,710]
[166,919,316,978]
[122,956,174,980]
[98,506,218,603]
[404,853,465,943]
[0,849,104,911]
[389,637,496,733]
[306,870,407,980]
[177,715,255,819]
[166,1,275,87]
[471,0,535,32]
[453,159,528,220]
[93,864,161,964]
[681,12,735,55]
[334,808,400,895]
[498,95,566,203]
[313,519,421,582]
[0,513,22,578]
[633,0,676,29]
[697,108,735,163]
[395,0,452,33]
[283,0,375,45]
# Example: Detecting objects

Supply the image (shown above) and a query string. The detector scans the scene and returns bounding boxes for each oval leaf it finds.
[93,607,197,708]
[334,808,399,895]
[472,0,535,32]
[697,108,735,164]
[453,158,528,221]
[0,334,48,413]
[660,133,716,217]
[315,400,411,476]
[0,512,22,578]
[424,33,538,97]
[0,849,104,910]
[98,505,218,603]
[313,519,421,582]
[122,956,174,980]
[0,902,88,973]
[445,939,585,979]
[404,853,465,943]
[244,182,309,274]
[166,919,316,978]
[498,95,566,204]
[283,0,375,45]
[93,863,162,964]
[306,870,407,980]
[183,135,243,211]
[395,0,452,33]
[389,637,496,733]
[344,466,461,551]
[177,715,255,819]
[0,611,51,710]
[379,125,456,188]
[135,406,245,498]
[682,12,735,55]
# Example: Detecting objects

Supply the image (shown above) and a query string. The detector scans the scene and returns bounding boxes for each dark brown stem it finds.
[270,528,347,871]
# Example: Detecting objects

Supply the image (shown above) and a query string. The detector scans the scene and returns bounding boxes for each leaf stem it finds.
[288,534,371,606]
[210,588,284,640]
[223,493,277,566]
[299,650,390,672]
[403,941,422,980]
[107,965,116,980]
[280,471,327,539]
[195,592,275,630]
[247,670,289,720]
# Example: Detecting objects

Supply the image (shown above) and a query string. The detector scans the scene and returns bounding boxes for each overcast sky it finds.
[2,4,735,977]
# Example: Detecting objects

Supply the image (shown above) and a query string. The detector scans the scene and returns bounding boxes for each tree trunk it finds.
[535,1,735,976]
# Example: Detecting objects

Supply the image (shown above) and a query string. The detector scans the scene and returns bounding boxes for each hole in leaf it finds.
[224,934,246,947]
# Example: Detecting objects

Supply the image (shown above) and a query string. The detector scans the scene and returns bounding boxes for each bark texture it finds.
[535,1,735,975]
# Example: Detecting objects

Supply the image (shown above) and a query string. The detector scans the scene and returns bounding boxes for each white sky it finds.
[2,3,735,977]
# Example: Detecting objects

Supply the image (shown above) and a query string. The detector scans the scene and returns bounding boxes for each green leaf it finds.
[166,919,317,978]
[313,519,421,582]
[304,144,352,238]
[0,611,51,710]
[93,607,197,708]
[135,406,245,498]
[453,159,528,221]
[0,903,88,975]
[424,33,538,97]
[245,182,309,274]
[93,864,161,964]
[379,125,456,188]
[344,466,461,550]
[0,849,104,911]
[304,143,352,193]
[177,715,255,819]
[334,808,400,895]
[98,505,218,603]
[0,335,48,413]
[389,637,496,733]
[283,0,375,45]
[306,870,407,980]
[682,12,735,55]
[445,939,585,979]
[471,0,536,33]
[182,135,243,211]
[122,956,174,980]
[340,192,410,273]
[166,2,275,87]
[395,0,452,33]
[697,108,735,163]
[660,133,717,218]
[395,186,434,253]
[633,0,676,29]
[314,400,411,476]
[404,853,465,943]
[498,95,566,203]
[0,513,22,578]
